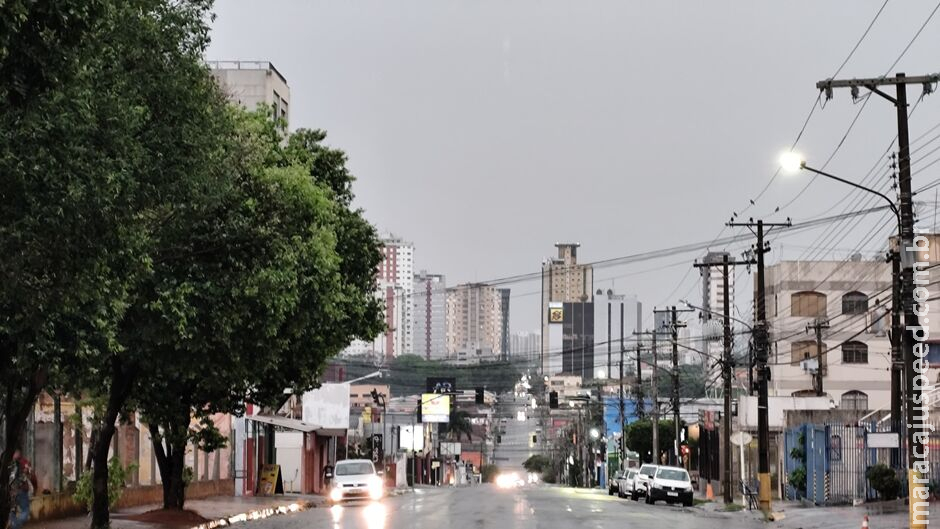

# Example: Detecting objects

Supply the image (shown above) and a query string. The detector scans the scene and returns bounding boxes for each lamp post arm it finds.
[801,163,901,226]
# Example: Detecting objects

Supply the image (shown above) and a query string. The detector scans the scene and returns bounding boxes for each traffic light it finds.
[532,435,537,444]
[549,391,559,409]
[416,399,422,423]
[497,435,502,444]
[475,387,485,404]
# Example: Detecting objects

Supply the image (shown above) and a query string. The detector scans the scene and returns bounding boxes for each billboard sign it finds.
[548,302,564,324]
[440,442,461,456]
[301,383,351,430]
[399,424,425,451]
[426,377,456,394]
[421,393,451,423]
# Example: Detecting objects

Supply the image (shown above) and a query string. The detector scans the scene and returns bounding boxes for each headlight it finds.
[330,488,343,502]
[368,476,384,499]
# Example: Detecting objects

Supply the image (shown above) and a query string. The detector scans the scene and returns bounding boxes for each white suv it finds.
[646,466,694,507]
[631,464,658,501]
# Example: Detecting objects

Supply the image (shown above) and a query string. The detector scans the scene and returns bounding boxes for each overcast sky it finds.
[207,1,940,333]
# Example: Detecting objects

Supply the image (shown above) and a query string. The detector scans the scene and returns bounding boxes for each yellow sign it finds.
[362,406,372,423]
[258,464,283,495]
[549,307,564,323]
[421,393,450,423]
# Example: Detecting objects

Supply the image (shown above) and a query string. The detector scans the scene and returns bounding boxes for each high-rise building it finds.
[376,234,414,360]
[209,61,290,125]
[413,271,447,360]
[700,251,735,321]
[541,243,594,377]
[446,283,504,363]
[510,331,541,362]
[592,290,642,378]
[342,233,414,361]
[499,289,511,360]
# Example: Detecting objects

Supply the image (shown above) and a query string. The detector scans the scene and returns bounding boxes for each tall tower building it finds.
[499,289,511,360]
[413,271,447,360]
[377,234,414,360]
[541,243,594,378]
[209,61,290,125]
[446,283,504,363]
[700,251,735,321]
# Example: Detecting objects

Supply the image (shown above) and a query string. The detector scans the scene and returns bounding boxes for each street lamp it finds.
[778,152,901,227]
[590,428,600,439]
[680,299,752,330]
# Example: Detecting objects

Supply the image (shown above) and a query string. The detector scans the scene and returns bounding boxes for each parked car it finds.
[617,469,637,498]
[329,459,384,503]
[645,466,694,507]
[631,464,658,501]
[608,470,626,496]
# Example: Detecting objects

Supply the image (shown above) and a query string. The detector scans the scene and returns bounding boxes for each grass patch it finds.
[693,498,711,506]
[722,503,745,512]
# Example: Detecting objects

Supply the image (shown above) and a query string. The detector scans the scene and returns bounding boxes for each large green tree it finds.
[0,2,156,526]
[135,110,383,510]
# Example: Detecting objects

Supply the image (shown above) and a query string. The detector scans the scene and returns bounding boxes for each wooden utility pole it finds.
[728,218,790,515]
[806,320,830,397]
[694,254,751,504]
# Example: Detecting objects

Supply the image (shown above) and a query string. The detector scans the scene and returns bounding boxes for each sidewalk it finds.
[25,494,326,529]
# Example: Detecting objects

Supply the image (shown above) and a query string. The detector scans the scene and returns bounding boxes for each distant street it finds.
[243,486,758,529]
[491,393,544,472]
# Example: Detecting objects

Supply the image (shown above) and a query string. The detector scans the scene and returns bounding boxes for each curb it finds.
[190,499,319,529]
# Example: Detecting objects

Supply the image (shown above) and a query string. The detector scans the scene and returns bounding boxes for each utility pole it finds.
[694,254,751,504]
[619,352,625,469]
[635,329,659,463]
[806,320,830,396]
[817,72,939,529]
[728,218,790,515]
[890,251,902,470]
[635,343,645,419]
[662,306,693,466]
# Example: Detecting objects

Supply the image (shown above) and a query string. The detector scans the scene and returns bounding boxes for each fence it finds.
[784,420,940,505]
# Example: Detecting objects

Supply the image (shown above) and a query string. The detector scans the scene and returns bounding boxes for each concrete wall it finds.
[28,479,235,522]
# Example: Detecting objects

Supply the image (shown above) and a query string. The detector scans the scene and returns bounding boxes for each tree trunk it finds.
[151,422,188,510]
[0,369,45,529]
[90,362,135,529]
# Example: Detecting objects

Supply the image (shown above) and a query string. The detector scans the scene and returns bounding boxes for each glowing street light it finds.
[778,151,900,226]
[590,428,600,439]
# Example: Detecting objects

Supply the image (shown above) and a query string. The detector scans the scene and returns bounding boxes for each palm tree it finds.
[446,410,473,442]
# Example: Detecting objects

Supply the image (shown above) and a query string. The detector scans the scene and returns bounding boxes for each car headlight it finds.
[368,475,384,499]
[330,488,343,502]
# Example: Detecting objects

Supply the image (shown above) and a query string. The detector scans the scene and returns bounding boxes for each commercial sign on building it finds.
[301,383,351,430]
[548,302,564,324]
[421,393,451,423]
[399,424,425,451]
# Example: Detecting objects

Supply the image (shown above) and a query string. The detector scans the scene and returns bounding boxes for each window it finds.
[791,340,826,367]
[841,390,868,410]
[841,342,868,364]
[791,389,817,397]
[842,292,869,315]
[792,291,827,317]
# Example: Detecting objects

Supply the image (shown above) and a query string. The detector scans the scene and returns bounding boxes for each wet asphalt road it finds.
[243,485,760,529]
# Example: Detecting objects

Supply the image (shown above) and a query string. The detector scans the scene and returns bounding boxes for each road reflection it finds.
[327,501,388,529]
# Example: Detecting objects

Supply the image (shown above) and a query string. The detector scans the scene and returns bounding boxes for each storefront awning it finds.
[247,414,320,432]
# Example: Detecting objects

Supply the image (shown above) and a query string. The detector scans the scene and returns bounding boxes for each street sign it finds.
[730,431,752,446]
[867,432,900,448]
[440,442,462,456]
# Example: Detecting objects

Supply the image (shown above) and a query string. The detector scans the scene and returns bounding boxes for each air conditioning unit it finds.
[800,359,819,372]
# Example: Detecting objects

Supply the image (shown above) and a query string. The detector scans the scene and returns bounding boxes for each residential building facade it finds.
[413,271,447,360]
[446,283,504,362]
[209,61,290,125]
[763,258,892,411]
